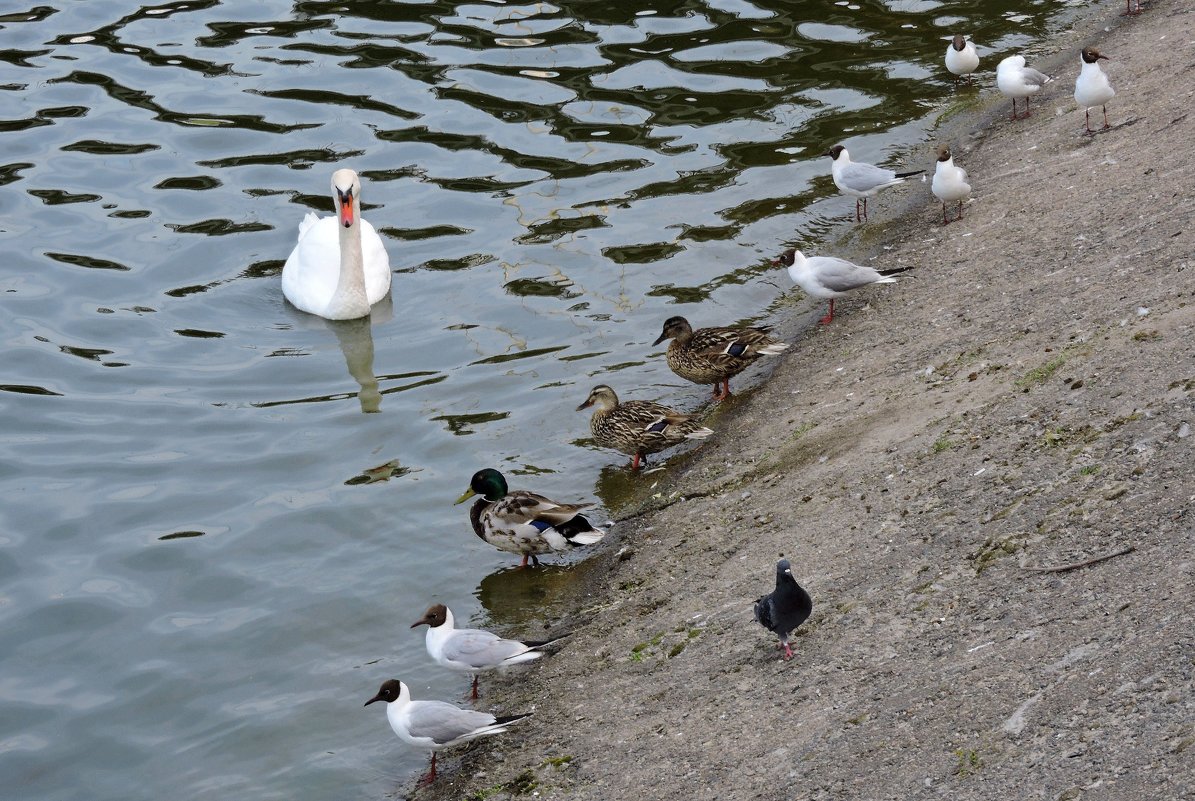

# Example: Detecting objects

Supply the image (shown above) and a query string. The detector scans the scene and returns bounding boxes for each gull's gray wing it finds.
[442,630,528,669]
[837,161,898,193]
[1023,68,1051,87]
[406,700,497,745]
[809,256,882,292]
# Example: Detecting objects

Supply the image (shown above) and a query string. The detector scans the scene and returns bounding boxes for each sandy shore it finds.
[410,2,1195,799]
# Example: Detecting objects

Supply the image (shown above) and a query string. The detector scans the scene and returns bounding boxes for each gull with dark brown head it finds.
[945,35,979,83]
[1074,47,1114,134]
[365,679,531,785]
[931,144,971,225]
[412,604,566,699]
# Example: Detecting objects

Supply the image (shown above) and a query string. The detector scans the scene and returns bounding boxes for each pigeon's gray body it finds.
[753,559,813,659]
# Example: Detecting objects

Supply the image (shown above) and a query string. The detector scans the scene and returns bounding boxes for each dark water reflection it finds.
[0,0,1089,798]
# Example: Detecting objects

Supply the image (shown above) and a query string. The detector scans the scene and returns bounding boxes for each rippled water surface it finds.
[1,1,1089,798]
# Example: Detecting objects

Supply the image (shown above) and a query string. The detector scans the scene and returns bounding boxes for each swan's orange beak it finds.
[337,188,355,228]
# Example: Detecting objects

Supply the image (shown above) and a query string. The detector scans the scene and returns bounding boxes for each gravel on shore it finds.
[410,3,1195,799]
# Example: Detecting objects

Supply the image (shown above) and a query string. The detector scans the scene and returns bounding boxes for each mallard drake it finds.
[576,384,713,471]
[651,316,788,401]
[454,468,605,568]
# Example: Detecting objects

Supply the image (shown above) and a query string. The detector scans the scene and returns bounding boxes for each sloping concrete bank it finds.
[413,2,1195,799]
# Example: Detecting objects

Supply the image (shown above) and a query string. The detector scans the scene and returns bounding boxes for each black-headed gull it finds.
[772,248,913,325]
[996,55,1053,120]
[753,559,812,660]
[411,604,565,699]
[1074,47,1114,134]
[454,468,605,568]
[931,144,971,225]
[651,316,789,401]
[823,145,925,222]
[945,35,979,83]
[365,679,531,785]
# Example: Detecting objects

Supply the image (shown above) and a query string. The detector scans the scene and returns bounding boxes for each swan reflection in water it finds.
[263,291,392,414]
[328,312,384,414]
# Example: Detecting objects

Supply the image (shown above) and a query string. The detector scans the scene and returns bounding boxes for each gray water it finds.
[0,1,1089,798]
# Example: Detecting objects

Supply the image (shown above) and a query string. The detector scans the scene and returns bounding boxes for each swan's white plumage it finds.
[281,170,391,320]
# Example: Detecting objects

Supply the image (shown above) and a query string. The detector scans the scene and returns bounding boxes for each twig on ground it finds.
[1021,545,1135,573]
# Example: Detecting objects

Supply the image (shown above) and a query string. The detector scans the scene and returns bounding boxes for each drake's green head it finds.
[455,468,508,504]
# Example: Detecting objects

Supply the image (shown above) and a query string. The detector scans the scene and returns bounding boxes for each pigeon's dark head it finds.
[776,559,793,578]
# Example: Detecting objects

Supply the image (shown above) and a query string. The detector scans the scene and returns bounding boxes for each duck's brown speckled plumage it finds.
[576,385,714,470]
[652,316,788,399]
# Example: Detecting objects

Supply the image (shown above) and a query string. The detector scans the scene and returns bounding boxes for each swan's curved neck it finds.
[330,196,369,319]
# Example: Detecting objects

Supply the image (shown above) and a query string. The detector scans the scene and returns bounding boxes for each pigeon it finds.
[931,144,971,225]
[823,145,925,222]
[753,559,812,660]
[1074,47,1114,134]
[365,679,531,785]
[945,35,980,83]
[772,248,913,325]
[996,55,1053,120]
[411,604,567,699]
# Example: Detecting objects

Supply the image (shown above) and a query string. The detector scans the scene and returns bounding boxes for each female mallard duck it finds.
[454,468,605,567]
[651,316,788,401]
[576,384,713,471]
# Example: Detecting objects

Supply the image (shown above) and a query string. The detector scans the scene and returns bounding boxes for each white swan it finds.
[281,168,391,320]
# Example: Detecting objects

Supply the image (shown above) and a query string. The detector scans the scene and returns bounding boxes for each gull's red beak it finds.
[337,188,355,228]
